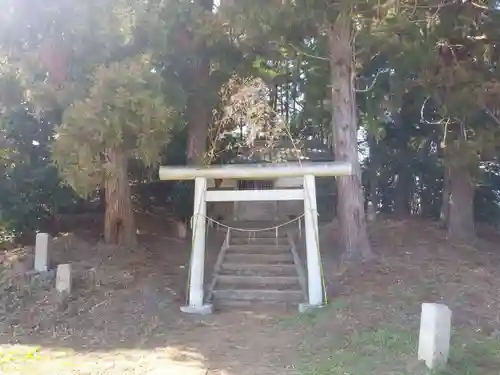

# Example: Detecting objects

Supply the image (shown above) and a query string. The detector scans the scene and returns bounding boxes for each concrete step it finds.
[230,237,288,245]
[224,253,294,264]
[212,289,304,303]
[216,275,301,289]
[219,263,297,276]
[227,244,290,253]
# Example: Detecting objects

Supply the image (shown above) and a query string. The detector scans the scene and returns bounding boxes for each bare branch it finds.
[468,1,490,11]
[485,107,500,127]
[289,43,329,62]
[355,69,389,93]
[420,96,445,125]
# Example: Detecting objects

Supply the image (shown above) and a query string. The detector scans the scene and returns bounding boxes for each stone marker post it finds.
[34,233,50,272]
[56,264,72,295]
[366,201,376,221]
[418,303,452,370]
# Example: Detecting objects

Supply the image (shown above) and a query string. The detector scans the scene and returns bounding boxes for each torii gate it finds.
[159,162,353,314]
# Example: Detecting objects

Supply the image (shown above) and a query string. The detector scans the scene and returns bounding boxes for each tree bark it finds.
[186,0,214,166]
[328,15,372,260]
[393,168,412,217]
[367,130,378,209]
[186,90,210,165]
[447,156,475,242]
[104,147,136,246]
[440,163,450,225]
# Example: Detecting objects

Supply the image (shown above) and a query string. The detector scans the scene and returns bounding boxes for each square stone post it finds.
[233,201,239,221]
[56,264,72,294]
[181,177,212,314]
[35,233,50,272]
[418,303,452,369]
[301,174,323,310]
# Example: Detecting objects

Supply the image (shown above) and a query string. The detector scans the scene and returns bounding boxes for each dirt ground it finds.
[1,213,500,375]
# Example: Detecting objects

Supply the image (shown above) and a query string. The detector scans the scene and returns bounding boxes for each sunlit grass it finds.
[296,314,500,375]
[0,345,42,364]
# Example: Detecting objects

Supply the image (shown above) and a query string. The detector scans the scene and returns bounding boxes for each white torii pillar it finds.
[187,177,208,312]
[303,174,322,308]
[159,162,353,314]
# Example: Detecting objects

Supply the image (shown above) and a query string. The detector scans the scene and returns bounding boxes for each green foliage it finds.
[0,0,499,234]
[475,163,500,224]
[52,56,175,197]
[0,106,78,235]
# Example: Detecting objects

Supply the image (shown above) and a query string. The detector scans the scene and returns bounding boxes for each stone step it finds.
[230,237,288,245]
[224,253,294,264]
[219,263,297,276]
[230,230,287,239]
[212,289,304,303]
[227,244,290,253]
[213,299,298,312]
[216,275,301,289]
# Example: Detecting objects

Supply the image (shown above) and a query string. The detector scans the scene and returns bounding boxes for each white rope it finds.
[196,213,306,233]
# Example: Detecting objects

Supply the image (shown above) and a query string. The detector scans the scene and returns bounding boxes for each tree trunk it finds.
[440,164,450,225]
[447,158,475,242]
[393,168,412,217]
[104,147,136,246]
[186,91,210,165]
[367,131,378,209]
[328,15,372,260]
[186,0,214,166]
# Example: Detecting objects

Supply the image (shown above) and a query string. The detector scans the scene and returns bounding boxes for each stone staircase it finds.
[208,224,307,310]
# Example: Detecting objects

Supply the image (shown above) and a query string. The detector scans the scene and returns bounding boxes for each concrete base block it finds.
[299,303,325,313]
[180,304,213,315]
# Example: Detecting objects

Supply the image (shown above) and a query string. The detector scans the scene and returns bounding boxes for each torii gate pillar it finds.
[180,177,212,314]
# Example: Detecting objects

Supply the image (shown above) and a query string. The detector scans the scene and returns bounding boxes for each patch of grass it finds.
[278,298,349,328]
[354,327,416,354]
[298,325,500,375]
[298,326,420,375]
[433,334,500,375]
[278,311,318,328]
